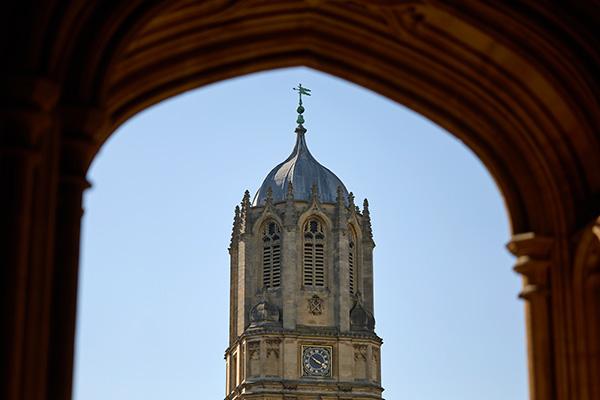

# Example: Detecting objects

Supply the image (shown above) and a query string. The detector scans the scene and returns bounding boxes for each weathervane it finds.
[293,83,311,125]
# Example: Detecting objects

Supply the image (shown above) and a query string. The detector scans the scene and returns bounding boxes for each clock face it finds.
[302,346,332,377]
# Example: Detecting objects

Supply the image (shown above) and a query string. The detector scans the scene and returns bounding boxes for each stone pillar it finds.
[46,107,104,400]
[361,239,375,316]
[237,236,248,337]
[573,217,600,400]
[334,211,350,332]
[335,190,351,332]
[507,232,555,400]
[0,76,59,400]
[282,212,297,330]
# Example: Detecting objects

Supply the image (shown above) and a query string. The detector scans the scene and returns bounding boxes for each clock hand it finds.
[311,356,323,366]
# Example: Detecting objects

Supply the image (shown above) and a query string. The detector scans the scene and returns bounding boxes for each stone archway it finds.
[1,2,599,400]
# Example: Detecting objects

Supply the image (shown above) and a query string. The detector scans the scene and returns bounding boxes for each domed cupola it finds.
[252,84,349,206]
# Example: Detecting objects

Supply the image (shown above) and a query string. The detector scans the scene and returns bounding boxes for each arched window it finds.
[303,218,325,287]
[262,221,281,288]
[348,226,356,294]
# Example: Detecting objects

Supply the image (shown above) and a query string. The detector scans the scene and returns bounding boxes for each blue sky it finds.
[74,67,527,399]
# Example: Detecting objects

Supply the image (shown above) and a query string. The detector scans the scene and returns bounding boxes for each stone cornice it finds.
[225,378,384,400]
[225,328,383,355]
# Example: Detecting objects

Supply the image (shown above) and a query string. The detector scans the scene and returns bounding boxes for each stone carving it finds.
[266,338,281,359]
[249,288,281,328]
[248,341,260,360]
[350,291,375,331]
[353,344,368,361]
[307,294,324,315]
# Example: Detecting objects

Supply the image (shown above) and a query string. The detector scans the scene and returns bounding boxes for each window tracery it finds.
[262,221,281,288]
[349,226,356,294]
[303,218,325,287]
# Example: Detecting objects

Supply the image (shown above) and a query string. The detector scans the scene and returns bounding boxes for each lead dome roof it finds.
[252,125,349,206]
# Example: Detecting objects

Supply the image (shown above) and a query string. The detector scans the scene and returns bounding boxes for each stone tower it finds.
[225,87,383,400]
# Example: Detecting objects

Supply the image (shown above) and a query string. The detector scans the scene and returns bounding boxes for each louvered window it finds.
[303,218,325,287]
[262,221,281,288]
[349,227,356,294]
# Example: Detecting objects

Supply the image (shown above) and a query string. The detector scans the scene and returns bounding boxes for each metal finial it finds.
[293,83,311,125]
[293,83,311,106]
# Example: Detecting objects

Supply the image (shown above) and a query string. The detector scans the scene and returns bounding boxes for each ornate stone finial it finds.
[265,186,273,205]
[241,190,251,210]
[230,205,241,248]
[286,181,294,201]
[239,190,251,233]
[284,182,296,229]
[362,198,373,241]
[348,192,356,209]
[336,186,345,205]
[311,183,319,202]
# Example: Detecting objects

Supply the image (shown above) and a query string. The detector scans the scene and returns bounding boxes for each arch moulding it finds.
[1,2,599,400]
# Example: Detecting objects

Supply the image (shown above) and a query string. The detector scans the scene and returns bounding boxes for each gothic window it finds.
[262,221,281,288]
[303,218,326,287]
[349,226,356,294]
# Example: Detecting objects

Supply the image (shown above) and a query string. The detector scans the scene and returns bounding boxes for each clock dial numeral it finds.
[302,346,331,376]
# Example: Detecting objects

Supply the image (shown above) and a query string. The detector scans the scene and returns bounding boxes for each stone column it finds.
[335,190,350,332]
[361,240,375,317]
[237,237,248,337]
[46,107,105,400]
[573,217,600,400]
[282,201,297,330]
[335,227,351,332]
[507,232,555,400]
[0,76,59,400]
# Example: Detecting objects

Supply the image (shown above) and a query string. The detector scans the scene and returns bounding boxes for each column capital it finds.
[507,232,554,258]
[507,232,554,300]
[58,105,110,178]
[0,75,60,111]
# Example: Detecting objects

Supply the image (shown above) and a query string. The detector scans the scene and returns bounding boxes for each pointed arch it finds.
[302,217,327,287]
[261,219,282,288]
